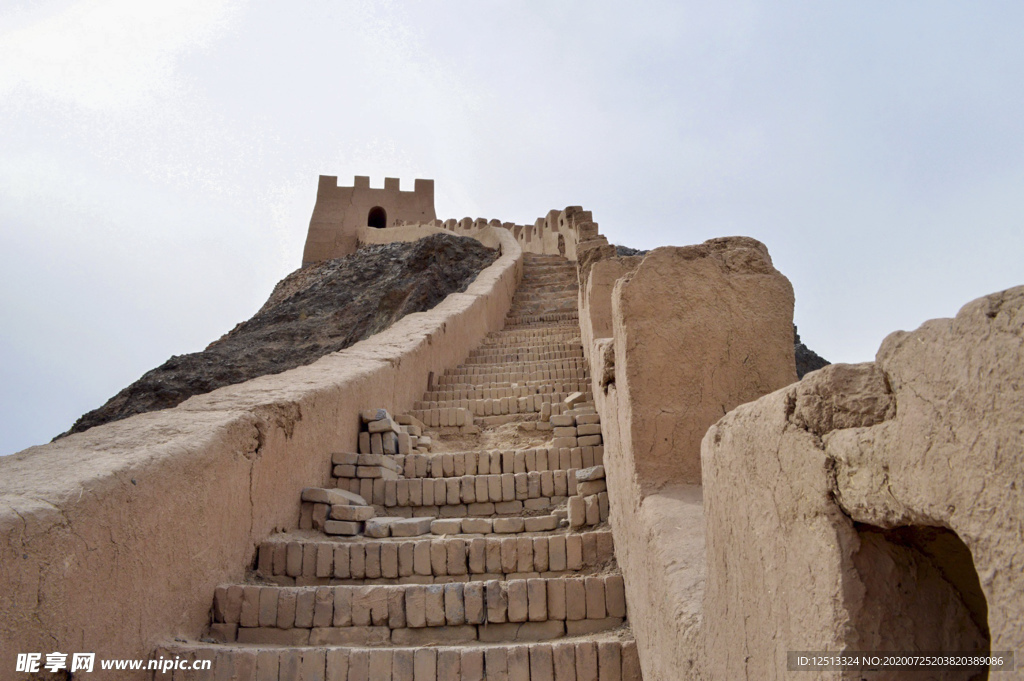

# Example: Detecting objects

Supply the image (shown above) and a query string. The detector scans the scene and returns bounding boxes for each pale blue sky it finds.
[2,0,1022,455]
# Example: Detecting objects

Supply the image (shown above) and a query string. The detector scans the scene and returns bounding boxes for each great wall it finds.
[1,175,1021,680]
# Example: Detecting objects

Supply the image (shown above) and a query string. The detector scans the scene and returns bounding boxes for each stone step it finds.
[421,381,589,402]
[158,634,640,681]
[411,393,587,418]
[257,529,615,585]
[390,448,603,479]
[211,575,628,646]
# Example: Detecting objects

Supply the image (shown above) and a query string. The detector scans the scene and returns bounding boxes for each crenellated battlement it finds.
[301,175,437,266]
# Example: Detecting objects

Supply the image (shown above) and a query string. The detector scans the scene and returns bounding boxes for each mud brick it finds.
[525,515,558,532]
[598,642,622,681]
[349,545,366,579]
[488,475,503,502]
[460,649,484,681]
[550,414,574,427]
[576,537,596,572]
[494,517,525,534]
[440,503,469,520]
[364,543,382,579]
[272,544,288,576]
[485,648,508,681]
[359,432,371,454]
[333,464,357,477]
[552,437,577,448]
[437,650,460,680]
[425,584,446,626]
[330,504,375,522]
[352,586,372,626]
[584,577,606,619]
[390,517,431,538]
[529,645,554,681]
[285,542,303,577]
[368,649,393,681]
[507,580,529,622]
[446,478,461,505]
[463,518,492,534]
[474,476,489,503]
[532,537,550,572]
[467,537,487,573]
[577,435,602,447]
[370,433,383,455]
[294,588,315,628]
[581,447,596,469]
[447,538,468,575]
[393,649,415,681]
[382,432,399,455]
[240,586,260,627]
[508,646,531,681]
[501,537,519,573]
[460,476,476,504]
[552,642,576,681]
[585,495,600,526]
[464,581,485,624]
[553,471,568,497]
[575,465,605,482]
[564,579,586,621]
[514,473,529,499]
[359,479,373,503]
[496,499,524,514]
[568,496,586,528]
[527,578,548,622]
[379,543,399,580]
[398,542,415,577]
[431,518,463,535]
[501,473,516,501]
[430,540,448,575]
[513,451,527,473]
[598,491,610,522]
[414,541,432,576]
[577,479,607,496]
[405,585,426,628]
[485,538,503,574]
[553,426,577,438]
[574,642,598,681]
[444,582,466,625]
[486,580,508,623]
[409,479,423,506]
[546,579,567,621]
[312,587,334,628]
[540,471,555,497]
[369,585,389,626]
[421,478,436,506]
[326,648,350,681]
[413,649,437,681]
[516,537,534,573]
[566,534,583,570]
[333,587,351,627]
[258,588,278,627]
[364,517,394,538]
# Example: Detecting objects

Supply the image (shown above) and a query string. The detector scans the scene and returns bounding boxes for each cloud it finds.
[0,0,242,110]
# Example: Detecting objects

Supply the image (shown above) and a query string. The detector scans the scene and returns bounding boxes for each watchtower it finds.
[301,175,436,266]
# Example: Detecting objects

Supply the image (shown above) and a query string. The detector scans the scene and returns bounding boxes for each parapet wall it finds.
[0,226,521,678]
[577,238,798,679]
[395,204,615,264]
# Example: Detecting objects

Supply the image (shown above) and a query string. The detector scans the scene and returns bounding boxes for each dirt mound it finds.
[62,233,499,436]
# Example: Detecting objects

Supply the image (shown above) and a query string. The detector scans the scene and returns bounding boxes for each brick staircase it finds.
[160,253,641,680]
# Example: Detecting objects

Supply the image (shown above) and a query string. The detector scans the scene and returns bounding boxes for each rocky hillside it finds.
[62,233,499,437]
[795,325,830,378]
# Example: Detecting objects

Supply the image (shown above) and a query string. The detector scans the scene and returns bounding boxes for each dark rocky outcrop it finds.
[62,233,498,436]
[795,324,830,379]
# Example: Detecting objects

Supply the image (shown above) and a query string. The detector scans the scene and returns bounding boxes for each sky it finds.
[2,0,1022,456]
